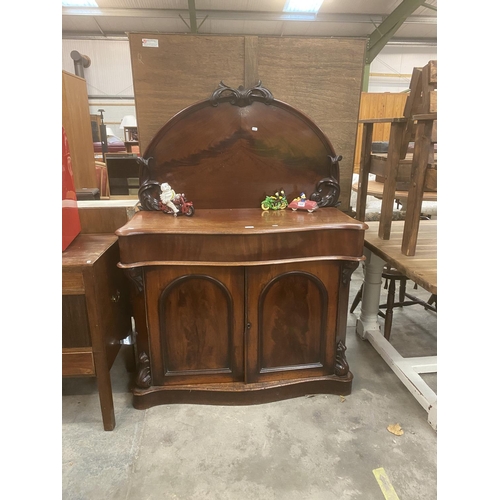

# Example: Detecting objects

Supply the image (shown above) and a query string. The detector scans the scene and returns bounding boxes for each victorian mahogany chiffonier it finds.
[115,83,367,410]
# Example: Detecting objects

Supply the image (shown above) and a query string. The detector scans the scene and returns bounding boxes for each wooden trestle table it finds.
[355,219,437,430]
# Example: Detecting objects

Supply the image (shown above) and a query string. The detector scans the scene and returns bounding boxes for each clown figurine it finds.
[160,182,179,215]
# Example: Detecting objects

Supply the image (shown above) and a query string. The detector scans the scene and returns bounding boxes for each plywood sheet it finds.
[129,34,245,149]
[256,37,366,211]
[62,71,97,190]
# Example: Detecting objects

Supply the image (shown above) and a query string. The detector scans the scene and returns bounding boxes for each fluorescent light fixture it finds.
[62,1,98,7]
[283,0,324,13]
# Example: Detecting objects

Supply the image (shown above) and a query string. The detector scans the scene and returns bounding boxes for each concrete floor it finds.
[62,265,437,499]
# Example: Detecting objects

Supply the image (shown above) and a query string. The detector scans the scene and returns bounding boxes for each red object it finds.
[62,127,81,251]
[288,199,319,212]
[159,194,195,216]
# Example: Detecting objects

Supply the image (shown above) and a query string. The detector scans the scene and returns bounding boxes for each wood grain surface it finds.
[141,97,341,210]
[62,71,98,190]
[363,220,437,295]
[116,208,367,267]
[128,34,366,212]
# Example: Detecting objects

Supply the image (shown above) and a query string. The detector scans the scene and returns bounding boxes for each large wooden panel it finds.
[128,34,366,212]
[256,37,366,211]
[62,71,97,190]
[128,34,245,150]
[141,97,340,209]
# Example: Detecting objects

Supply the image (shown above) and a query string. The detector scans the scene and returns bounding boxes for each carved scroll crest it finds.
[210,81,274,107]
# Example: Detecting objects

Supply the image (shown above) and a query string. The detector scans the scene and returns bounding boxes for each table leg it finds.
[356,249,385,339]
[94,350,116,431]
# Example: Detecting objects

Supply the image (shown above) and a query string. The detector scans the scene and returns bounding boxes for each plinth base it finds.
[132,373,353,409]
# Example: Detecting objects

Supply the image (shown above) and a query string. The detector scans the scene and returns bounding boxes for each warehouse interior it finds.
[7,0,495,498]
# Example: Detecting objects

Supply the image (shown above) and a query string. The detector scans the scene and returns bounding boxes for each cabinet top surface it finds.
[62,234,117,267]
[116,208,367,237]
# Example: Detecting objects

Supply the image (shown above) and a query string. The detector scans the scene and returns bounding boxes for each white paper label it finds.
[142,38,159,48]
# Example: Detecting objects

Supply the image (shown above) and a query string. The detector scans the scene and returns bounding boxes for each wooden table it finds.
[352,180,437,204]
[62,234,132,430]
[355,220,437,430]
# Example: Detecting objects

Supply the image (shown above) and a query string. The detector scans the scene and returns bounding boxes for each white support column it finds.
[356,248,385,339]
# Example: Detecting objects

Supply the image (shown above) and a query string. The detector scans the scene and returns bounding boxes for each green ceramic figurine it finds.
[261,189,288,211]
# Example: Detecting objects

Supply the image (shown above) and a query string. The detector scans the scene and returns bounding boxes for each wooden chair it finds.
[355,60,437,256]
[350,265,437,341]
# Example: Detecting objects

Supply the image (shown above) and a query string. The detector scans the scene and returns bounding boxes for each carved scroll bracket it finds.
[310,155,342,207]
[136,156,162,211]
[342,261,359,285]
[210,81,274,107]
[124,267,144,294]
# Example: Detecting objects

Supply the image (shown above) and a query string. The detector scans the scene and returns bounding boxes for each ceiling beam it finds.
[366,0,429,64]
[61,8,436,25]
[188,0,197,33]
[423,3,437,11]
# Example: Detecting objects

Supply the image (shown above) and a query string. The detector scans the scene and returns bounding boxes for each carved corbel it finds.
[135,351,152,388]
[124,268,144,295]
[342,261,359,285]
[334,340,349,377]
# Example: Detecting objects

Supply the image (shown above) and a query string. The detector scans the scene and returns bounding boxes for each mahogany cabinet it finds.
[116,209,365,409]
[62,234,131,430]
[115,82,367,409]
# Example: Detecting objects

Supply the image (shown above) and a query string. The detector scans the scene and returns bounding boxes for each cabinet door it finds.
[245,262,340,383]
[145,266,245,385]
